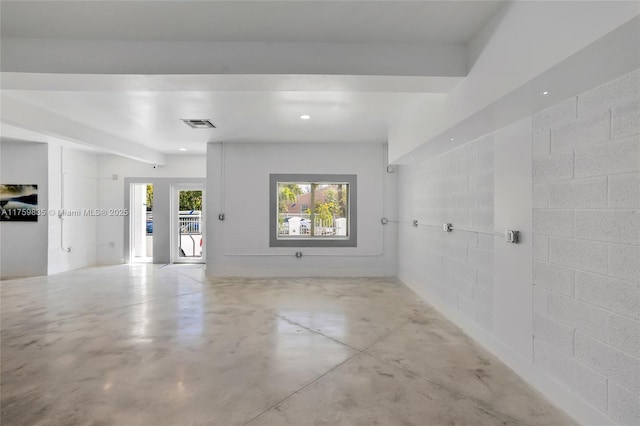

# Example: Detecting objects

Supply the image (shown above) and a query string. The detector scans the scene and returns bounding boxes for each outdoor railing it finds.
[179,211,202,234]
[278,213,346,237]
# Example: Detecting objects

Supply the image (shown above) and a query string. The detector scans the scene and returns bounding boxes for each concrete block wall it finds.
[399,135,495,331]
[532,70,640,426]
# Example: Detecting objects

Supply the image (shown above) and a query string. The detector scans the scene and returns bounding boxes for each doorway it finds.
[172,184,204,263]
[130,183,153,263]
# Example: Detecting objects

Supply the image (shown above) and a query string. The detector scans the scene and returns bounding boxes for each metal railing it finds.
[278,213,346,237]
[179,211,202,235]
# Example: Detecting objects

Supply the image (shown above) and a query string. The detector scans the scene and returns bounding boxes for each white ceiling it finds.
[1,1,505,44]
[2,0,508,161]
[2,2,637,165]
[3,89,441,152]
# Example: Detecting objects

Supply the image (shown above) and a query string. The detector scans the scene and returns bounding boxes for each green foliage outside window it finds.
[144,186,201,211]
[179,190,202,211]
[146,185,153,211]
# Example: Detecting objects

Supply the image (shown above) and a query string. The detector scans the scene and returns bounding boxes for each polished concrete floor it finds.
[1,265,575,426]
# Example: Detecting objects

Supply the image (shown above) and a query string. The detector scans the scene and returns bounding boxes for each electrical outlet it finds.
[505,230,519,244]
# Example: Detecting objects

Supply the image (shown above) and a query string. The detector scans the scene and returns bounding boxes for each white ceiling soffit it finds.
[389,1,640,163]
[1,124,105,155]
[0,1,507,76]
[395,16,640,164]
[0,74,464,94]
[1,94,167,164]
[0,1,505,44]
[1,39,468,77]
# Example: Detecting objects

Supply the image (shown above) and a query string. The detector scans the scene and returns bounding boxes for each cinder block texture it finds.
[575,210,640,244]
[548,178,607,208]
[472,210,493,231]
[574,136,639,178]
[608,315,640,359]
[609,244,640,283]
[612,99,640,139]
[576,272,640,320]
[534,96,578,129]
[476,234,494,250]
[533,261,574,296]
[472,285,492,311]
[551,110,610,152]
[608,172,640,208]
[578,69,640,117]
[404,136,495,332]
[549,238,608,274]
[533,285,548,314]
[533,152,574,183]
[533,184,550,208]
[608,381,640,426]
[532,70,640,423]
[476,267,493,290]
[533,313,574,355]
[534,338,607,411]
[533,209,574,237]
[548,293,608,341]
[467,247,492,270]
[533,126,551,158]
[533,234,549,261]
[575,333,640,396]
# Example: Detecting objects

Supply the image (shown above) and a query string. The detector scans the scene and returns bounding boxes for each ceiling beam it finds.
[1,39,467,78]
[0,73,463,95]
[1,95,166,165]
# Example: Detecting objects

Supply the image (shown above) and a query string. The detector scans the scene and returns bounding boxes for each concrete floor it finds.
[1,265,575,426]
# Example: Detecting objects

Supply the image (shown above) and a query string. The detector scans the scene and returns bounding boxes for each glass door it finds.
[172,185,204,263]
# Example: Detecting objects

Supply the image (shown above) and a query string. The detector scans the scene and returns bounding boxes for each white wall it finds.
[493,118,534,360]
[0,141,48,278]
[96,154,206,265]
[532,70,640,426]
[397,133,497,332]
[206,142,397,276]
[47,145,98,275]
[397,70,640,426]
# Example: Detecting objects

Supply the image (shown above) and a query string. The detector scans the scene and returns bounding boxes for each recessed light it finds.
[541,91,549,96]
[300,114,311,120]
[179,148,187,151]
[450,137,455,141]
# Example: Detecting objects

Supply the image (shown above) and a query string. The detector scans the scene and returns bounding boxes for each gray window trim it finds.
[269,174,357,247]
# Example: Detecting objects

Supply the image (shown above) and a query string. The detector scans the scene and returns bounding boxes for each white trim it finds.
[171,183,205,264]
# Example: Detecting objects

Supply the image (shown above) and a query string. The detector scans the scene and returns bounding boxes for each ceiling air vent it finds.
[181,119,216,129]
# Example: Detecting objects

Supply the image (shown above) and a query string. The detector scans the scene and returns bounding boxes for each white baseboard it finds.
[398,273,616,426]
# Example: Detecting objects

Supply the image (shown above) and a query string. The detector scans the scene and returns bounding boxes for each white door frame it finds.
[129,182,152,263]
[171,183,205,264]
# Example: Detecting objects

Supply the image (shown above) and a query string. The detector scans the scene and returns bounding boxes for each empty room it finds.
[1,1,639,425]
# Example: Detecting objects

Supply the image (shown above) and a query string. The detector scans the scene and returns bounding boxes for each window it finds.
[270,174,357,247]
